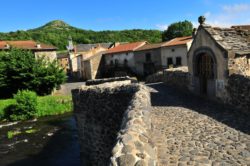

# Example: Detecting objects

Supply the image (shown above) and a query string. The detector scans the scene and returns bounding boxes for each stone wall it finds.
[146,67,189,90]
[72,82,156,166]
[163,67,189,90]
[228,55,250,76]
[226,74,250,112]
[145,71,164,83]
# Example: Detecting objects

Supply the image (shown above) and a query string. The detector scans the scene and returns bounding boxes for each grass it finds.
[0,95,72,121]
[7,130,22,139]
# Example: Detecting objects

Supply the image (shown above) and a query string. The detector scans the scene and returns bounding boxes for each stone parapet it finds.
[72,81,156,166]
[85,76,137,86]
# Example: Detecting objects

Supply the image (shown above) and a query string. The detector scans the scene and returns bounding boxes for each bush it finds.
[0,49,66,98]
[4,90,38,121]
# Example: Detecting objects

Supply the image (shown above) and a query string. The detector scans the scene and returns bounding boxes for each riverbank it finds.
[0,113,80,166]
[0,95,72,121]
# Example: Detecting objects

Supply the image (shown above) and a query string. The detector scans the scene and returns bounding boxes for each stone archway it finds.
[193,47,217,97]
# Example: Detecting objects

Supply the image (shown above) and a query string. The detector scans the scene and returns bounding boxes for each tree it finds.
[0,49,66,98]
[162,20,193,41]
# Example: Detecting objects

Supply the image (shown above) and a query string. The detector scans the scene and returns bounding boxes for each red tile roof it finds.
[105,41,146,54]
[135,42,168,51]
[162,36,193,47]
[0,40,57,50]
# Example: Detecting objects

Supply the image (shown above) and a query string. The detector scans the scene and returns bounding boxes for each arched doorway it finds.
[196,53,215,95]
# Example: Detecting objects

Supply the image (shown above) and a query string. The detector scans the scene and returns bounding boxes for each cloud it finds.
[223,4,250,13]
[202,3,250,27]
[156,24,168,31]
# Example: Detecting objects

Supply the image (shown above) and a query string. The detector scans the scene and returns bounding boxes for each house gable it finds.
[188,25,228,80]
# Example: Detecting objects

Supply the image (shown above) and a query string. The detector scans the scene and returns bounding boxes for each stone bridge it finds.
[72,79,250,166]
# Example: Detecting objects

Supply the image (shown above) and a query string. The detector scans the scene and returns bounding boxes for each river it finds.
[0,113,81,166]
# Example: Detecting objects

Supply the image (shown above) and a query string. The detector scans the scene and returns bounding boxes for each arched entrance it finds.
[196,53,215,95]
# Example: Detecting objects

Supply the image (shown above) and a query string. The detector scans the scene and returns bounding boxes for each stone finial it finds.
[198,16,206,25]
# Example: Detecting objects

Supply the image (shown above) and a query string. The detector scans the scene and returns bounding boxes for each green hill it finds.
[0,20,162,50]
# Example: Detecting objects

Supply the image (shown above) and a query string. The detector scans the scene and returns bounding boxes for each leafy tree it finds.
[162,20,193,41]
[0,49,66,98]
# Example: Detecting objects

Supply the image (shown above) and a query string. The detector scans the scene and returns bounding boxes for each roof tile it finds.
[0,40,57,50]
[105,41,146,54]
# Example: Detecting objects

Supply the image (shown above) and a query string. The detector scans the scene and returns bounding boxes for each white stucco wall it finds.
[161,44,189,67]
[105,52,136,71]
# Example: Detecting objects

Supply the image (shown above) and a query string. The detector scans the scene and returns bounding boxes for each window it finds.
[145,53,152,62]
[167,57,173,68]
[110,60,114,66]
[176,57,182,66]
[115,59,119,66]
[124,59,128,66]
[172,49,175,52]
[126,52,129,56]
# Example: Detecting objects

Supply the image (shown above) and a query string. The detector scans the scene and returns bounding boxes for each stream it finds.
[0,113,81,166]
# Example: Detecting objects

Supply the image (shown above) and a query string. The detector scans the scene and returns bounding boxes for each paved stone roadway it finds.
[147,83,250,166]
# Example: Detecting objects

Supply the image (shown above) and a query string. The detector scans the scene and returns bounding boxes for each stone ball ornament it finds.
[198,16,206,25]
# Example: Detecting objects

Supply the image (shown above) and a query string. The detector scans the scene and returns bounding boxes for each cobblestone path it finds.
[147,83,250,166]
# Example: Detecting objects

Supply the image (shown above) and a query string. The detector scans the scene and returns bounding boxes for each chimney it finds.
[36,43,41,49]
[114,42,120,47]
[5,44,10,49]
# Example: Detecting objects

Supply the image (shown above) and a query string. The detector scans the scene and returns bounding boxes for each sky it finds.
[0,0,250,32]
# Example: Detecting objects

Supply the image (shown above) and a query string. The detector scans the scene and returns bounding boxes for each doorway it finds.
[197,53,215,95]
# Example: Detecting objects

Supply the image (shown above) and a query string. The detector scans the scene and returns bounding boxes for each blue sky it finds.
[0,0,250,32]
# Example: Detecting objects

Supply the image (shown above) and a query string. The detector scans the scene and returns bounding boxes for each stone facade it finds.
[105,52,136,71]
[188,23,250,101]
[82,51,105,80]
[34,51,57,62]
[72,81,157,166]
[69,45,108,80]
[161,43,191,68]
[134,46,162,76]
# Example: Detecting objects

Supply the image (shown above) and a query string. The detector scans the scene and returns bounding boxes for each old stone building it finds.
[134,43,165,76]
[188,17,250,101]
[68,42,112,80]
[0,40,57,61]
[104,42,147,76]
[82,51,106,80]
[57,52,70,74]
[161,36,193,68]
[134,37,192,77]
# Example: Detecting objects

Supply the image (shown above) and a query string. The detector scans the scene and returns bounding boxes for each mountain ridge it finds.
[0,20,162,50]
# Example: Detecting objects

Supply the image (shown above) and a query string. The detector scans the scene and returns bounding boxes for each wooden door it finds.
[198,54,214,95]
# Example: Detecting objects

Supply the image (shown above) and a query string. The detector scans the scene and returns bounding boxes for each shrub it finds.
[4,90,38,121]
[0,49,66,98]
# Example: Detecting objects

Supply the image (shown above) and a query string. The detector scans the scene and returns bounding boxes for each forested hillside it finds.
[0,20,162,50]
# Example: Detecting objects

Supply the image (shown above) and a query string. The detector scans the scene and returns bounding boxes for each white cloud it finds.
[223,4,250,13]
[156,24,168,31]
[204,12,211,18]
[201,3,250,28]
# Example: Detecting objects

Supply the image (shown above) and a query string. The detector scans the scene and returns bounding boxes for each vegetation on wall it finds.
[0,49,66,98]
[162,20,193,41]
[0,20,163,50]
